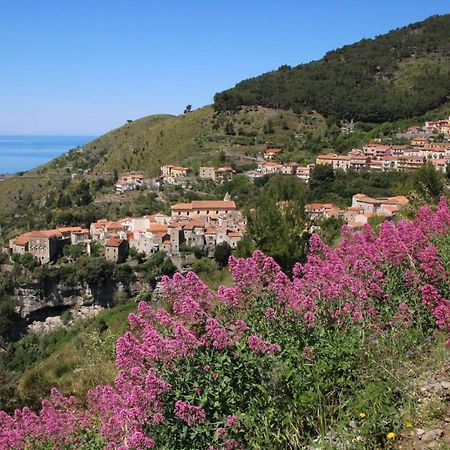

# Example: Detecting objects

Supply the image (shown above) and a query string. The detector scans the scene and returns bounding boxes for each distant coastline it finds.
[0,135,96,174]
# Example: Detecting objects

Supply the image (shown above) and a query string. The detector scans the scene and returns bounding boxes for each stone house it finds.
[105,238,129,263]
[257,161,283,175]
[28,230,69,264]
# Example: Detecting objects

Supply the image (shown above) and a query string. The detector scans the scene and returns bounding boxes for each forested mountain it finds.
[214,14,450,122]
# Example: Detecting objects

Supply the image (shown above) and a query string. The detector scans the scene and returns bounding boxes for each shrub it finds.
[214,242,232,267]
[1,199,449,449]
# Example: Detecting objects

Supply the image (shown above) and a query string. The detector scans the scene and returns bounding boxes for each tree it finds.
[235,235,255,258]
[0,295,19,339]
[79,257,115,286]
[143,252,176,287]
[191,258,218,275]
[245,175,309,273]
[73,180,93,206]
[214,242,232,267]
[12,253,37,272]
[309,164,336,200]
[413,162,444,201]
[263,119,274,134]
[63,244,85,259]
[116,264,136,284]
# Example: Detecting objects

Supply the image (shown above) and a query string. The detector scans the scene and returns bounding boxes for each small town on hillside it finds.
[3,116,446,266]
[5,195,246,265]
[110,116,450,194]
[5,189,409,265]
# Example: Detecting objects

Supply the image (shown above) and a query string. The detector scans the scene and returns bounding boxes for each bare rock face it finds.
[28,316,65,334]
[14,279,117,319]
[28,305,105,335]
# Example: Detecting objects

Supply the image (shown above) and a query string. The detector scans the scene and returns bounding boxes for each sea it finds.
[0,135,97,174]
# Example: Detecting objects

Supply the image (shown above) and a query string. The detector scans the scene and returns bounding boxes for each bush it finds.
[191,257,218,274]
[78,257,115,286]
[214,242,232,267]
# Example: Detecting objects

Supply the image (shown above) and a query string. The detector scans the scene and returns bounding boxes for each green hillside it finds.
[214,14,450,122]
[82,106,327,175]
[1,13,450,241]
[0,106,328,238]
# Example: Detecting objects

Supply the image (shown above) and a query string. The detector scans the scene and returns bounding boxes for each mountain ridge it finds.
[213,14,450,122]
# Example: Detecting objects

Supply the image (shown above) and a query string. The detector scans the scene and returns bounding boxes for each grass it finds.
[199,266,233,290]
[15,300,138,404]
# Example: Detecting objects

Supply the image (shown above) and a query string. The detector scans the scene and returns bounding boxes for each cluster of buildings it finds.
[115,172,144,193]
[7,227,90,264]
[316,141,450,173]
[305,193,409,229]
[198,166,235,184]
[6,197,245,265]
[424,116,450,134]
[254,161,315,183]
[159,165,192,186]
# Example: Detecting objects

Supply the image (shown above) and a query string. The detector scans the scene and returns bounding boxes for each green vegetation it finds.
[240,175,310,273]
[214,14,450,123]
[0,300,138,413]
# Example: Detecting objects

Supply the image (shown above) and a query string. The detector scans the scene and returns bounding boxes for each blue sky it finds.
[0,0,448,135]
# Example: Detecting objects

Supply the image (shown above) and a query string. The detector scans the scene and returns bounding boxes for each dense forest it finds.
[214,14,450,122]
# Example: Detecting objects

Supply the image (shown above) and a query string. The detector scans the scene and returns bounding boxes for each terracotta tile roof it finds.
[171,200,236,211]
[305,203,336,210]
[353,194,383,204]
[386,196,409,205]
[56,226,83,233]
[191,200,236,210]
[317,153,351,161]
[29,230,62,239]
[265,148,283,154]
[106,222,124,231]
[227,231,242,237]
[171,203,193,210]
[14,232,33,246]
[105,238,124,247]
[182,219,206,230]
[73,228,89,234]
[148,223,168,233]
[261,161,283,167]
[363,143,392,150]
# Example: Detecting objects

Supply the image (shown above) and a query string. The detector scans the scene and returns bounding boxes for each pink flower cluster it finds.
[247,335,280,354]
[0,388,90,449]
[174,400,206,425]
[0,198,448,449]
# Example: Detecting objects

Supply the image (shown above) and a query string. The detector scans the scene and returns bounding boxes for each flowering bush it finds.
[0,198,449,449]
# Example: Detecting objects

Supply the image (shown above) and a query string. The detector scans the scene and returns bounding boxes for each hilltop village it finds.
[5,189,411,266]
[6,196,245,265]
[4,116,449,266]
